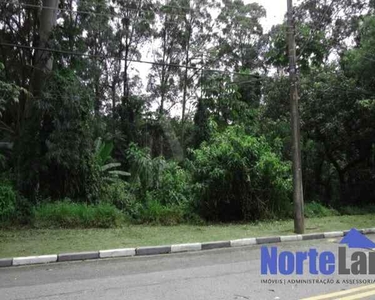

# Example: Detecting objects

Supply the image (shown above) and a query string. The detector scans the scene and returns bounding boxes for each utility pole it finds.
[287,0,305,234]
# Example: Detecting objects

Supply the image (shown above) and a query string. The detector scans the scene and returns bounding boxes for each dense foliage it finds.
[191,126,292,221]
[0,0,374,226]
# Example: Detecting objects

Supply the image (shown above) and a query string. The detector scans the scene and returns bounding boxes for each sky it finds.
[249,0,287,31]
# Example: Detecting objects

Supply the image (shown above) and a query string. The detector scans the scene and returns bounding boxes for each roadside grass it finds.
[1,214,374,258]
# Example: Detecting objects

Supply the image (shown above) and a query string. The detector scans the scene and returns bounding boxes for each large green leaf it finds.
[101,162,121,172]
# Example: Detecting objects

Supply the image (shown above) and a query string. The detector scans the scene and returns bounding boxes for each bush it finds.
[32,200,123,228]
[100,180,142,219]
[0,181,16,221]
[125,144,196,224]
[304,201,339,218]
[190,125,292,222]
[127,144,193,204]
[146,161,193,206]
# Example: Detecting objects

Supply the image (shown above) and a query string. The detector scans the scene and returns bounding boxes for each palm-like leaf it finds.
[95,138,130,181]
[101,162,121,172]
[108,171,131,177]
[95,138,114,166]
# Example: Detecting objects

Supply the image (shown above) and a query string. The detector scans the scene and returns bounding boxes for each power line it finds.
[319,85,375,96]
[0,42,266,79]
[0,0,189,16]
[0,0,275,19]
[0,0,188,20]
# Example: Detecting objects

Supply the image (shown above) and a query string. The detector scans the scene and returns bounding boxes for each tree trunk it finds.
[123,46,130,105]
[30,0,59,100]
[17,0,59,198]
[181,19,191,147]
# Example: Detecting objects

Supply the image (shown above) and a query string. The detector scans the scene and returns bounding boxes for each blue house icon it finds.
[340,228,375,249]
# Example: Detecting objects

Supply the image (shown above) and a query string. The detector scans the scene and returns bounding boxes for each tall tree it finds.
[147,1,184,156]
[178,0,214,145]
[216,0,266,72]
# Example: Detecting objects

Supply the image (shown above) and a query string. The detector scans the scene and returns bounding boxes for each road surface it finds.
[1,235,375,300]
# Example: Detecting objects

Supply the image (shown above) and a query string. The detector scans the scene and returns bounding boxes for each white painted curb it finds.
[324,231,343,238]
[99,248,135,258]
[13,255,57,266]
[230,238,257,247]
[171,243,202,253]
[280,235,303,242]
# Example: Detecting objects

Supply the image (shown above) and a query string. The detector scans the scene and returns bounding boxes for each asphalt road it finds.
[1,235,375,300]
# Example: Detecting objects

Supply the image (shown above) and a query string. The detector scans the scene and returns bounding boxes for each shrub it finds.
[339,205,375,216]
[100,180,142,218]
[126,144,196,224]
[32,200,123,228]
[190,125,292,222]
[304,201,339,218]
[127,144,193,203]
[0,181,16,221]
[147,161,193,206]
[138,199,185,225]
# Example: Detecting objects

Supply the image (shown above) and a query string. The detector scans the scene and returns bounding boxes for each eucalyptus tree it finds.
[294,0,369,53]
[146,1,185,156]
[52,0,113,116]
[211,0,266,109]
[215,0,266,72]
[147,3,183,116]
[0,0,60,196]
[266,0,369,73]
[111,0,155,108]
[0,1,34,138]
[178,0,215,144]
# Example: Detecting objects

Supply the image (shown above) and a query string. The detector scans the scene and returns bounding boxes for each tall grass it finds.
[33,200,123,228]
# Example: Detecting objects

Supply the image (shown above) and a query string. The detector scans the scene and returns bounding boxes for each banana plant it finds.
[94,138,130,182]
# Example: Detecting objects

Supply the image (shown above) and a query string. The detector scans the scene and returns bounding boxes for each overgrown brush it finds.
[32,200,123,228]
[190,125,293,222]
[304,201,339,218]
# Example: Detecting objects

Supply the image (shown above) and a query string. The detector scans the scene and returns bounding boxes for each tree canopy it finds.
[0,0,374,224]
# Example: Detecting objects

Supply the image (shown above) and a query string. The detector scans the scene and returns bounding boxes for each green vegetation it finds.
[304,202,339,218]
[191,126,292,221]
[32,201,124,228]
[0,180,16,221]
[0,0,374,229]
[1,214,374,258]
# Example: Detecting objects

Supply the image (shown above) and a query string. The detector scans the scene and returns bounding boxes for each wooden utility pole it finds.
[287,0,305,234]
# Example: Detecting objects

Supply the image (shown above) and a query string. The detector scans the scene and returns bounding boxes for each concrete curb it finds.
[324,231,343,238]
[230,238,257,247]
[202,241,231,250]
[13,255,57,266]
[136,245,171,256]
[256,236,281,244]
[280,235,302,242]
[0,258,13,267]
[2,227,375,268]
[58,251,99,262]
[302,233,325,240]
[171,243,201,253]
[99,248,136,258]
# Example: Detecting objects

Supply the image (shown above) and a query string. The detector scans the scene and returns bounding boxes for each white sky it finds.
[249,0,287,31]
